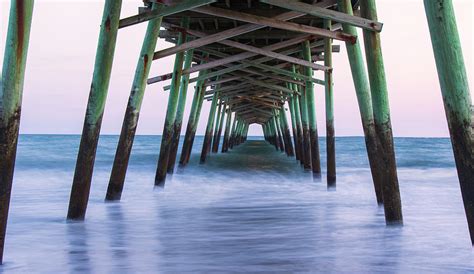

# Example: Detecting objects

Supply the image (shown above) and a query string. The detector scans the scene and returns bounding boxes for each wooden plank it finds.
[261,0,383,32]
[119,0,216,28]
[192,6,356,43]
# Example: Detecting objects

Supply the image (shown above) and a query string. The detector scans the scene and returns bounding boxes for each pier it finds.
[0,0,472,264]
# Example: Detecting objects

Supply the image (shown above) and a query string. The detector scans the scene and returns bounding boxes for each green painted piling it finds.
[298,65,311,169]
[324,19,336,186]
[167,45,194,173]
[361,0,403,223]
[288,96,300,161]
[229,116,238,149]
[211,102,223,152]
[179,68,207,166]
[210,101,222,152]
[302,41,321,175]
[273,114,285,152]
[222,107,232,152]
[0,0,34,263]
[213,103,226,152]
[280,107,295,156]
[106,3,162,201]
[237,119,244,146]
[424,0,473,242]
[264,123,270,143]
[154,17,188,186]
[338,0,384,205]
[235,119,243,146]
[200,92,218,163]
[243,123,249,142]
[291,80,304,166]
[68,0,122,219]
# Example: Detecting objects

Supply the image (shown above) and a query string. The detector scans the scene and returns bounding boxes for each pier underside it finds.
[0,0,472,264]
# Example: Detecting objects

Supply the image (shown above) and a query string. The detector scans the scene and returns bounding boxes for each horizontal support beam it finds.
[192,5,356,43]
[261,0,383,32]
[152,0,338,59]
[119,0,216,29]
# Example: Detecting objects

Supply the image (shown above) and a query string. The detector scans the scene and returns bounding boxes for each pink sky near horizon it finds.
[1,0,473,137]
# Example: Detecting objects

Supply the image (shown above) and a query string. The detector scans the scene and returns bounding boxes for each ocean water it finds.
[0,135,472,273]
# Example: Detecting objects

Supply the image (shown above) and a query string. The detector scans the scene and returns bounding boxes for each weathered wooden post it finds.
[424,0,473,242]
[235,119,243,146]
[216,104,226,151]
[167,46,194,173]
[303,41,321,175]
[154,18,188,186]
[229,116,238,149]
[179,69,207,166]
[288,96,300,161]
[280,106,295,156]
[238,119,245,145]
[221,107,232,152]
[200,92,218,163]
[268,121,277,148]
[338,0,384,205]
[106,3,162,201]
[212,103,225,152]
[0,0,34,263]
[244,123,249,141]
[273,114,284,152]
[297,65,311,169]
[265,123,271,143]
[291,82,304,166]
[360,0,403,223]
[210,101,222,152]
[68,0,122,219]
[324,19,336,186]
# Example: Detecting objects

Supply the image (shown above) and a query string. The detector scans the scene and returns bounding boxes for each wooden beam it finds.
[119,0,216,29]
[199,48,305,86]
[192,6,356,43]
[153,0,338,59]
[149,35,315,85]
[160,37,327,89]
[261,0,383,32]
[165,25,330,72]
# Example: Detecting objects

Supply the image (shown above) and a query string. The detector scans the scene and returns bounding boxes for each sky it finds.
[1,0,473,137]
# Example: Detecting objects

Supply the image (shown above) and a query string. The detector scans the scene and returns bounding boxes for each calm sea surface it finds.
[0,135,472,273]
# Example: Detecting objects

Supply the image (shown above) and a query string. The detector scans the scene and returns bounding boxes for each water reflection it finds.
[66,222,92,273]
[105,203,130,273]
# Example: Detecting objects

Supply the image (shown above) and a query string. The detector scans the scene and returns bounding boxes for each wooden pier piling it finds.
[291,80,305,165]
[302,41,321,175]
[200,93,218,163]
[212,102,225,153]
[279,107,295,157]
[154,17,188,186]
[221,107,232,152]
[0,0,34,263]
[324,19,336,186]
[68,0,122,219]
[288,96,300,161]
[179,69,207,166]
[424,0,473,242]
[361,0,403,224]
[298,66,312,170]
[215,104,226,152]
[337,0,384,205]
[106,3,162,201]
[167,46,194,173]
